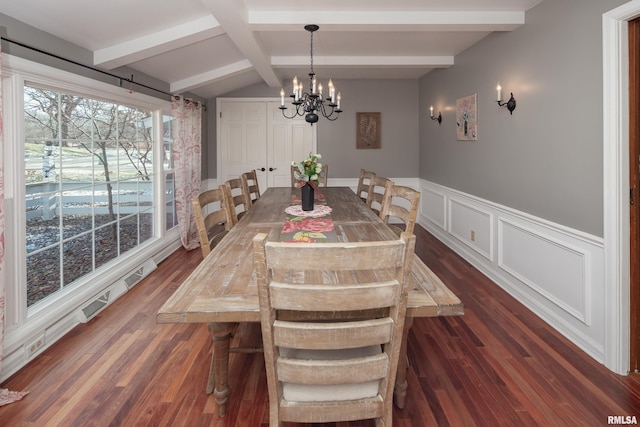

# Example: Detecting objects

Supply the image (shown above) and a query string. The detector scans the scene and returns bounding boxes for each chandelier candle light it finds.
[279,25,342,124]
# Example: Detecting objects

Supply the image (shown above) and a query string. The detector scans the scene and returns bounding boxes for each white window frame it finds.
[1,53,181,376]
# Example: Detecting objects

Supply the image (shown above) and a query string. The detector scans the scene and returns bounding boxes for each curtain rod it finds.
[1,36,207,109]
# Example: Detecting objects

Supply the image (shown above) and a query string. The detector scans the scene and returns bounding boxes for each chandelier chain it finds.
[309,29,314,75]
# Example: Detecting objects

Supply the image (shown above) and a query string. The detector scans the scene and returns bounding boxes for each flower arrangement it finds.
[292,153,323,189]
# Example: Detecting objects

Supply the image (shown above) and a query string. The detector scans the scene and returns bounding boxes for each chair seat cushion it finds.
[280,345,381,402]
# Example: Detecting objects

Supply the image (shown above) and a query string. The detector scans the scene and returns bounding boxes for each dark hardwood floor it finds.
[2,225,640,426]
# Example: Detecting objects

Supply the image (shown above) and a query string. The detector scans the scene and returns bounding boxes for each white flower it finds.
[294,153,322,185]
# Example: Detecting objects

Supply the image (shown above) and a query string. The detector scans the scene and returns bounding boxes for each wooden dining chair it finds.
[318,163,328,187]
[222,177,250,225]
[379,183,421,237]
[290,164,298,188]
[290,164,329,187]
[241,169,260,206]
[253,231,416,427]
[366,176,393,216]
[196,183,259,398]
[191,186,233,259]
[356,168,376,203]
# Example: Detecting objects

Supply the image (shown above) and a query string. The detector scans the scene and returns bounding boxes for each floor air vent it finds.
[81,291,111,320]
[124,259,157,288]
[77,259,157,322]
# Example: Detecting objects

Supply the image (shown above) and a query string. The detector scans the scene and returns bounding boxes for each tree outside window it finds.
[24,85,157,306]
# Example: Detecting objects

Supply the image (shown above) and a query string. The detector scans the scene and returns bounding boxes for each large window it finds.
[0,55,181,383]
[23,85,164,307]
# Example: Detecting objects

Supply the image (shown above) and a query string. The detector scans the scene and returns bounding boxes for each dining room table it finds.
[157,186,464,417]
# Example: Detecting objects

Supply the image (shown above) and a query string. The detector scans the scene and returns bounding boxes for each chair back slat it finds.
[279,399,385,424]
[277,352,389,384]
[265,239,406,271]
[269,282,399,312]
[273,318,394,350]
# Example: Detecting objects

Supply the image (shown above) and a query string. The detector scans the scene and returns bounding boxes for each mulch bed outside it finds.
[25,213,153,306]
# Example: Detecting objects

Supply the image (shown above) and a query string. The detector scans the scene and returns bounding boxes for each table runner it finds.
[280,192,339,242]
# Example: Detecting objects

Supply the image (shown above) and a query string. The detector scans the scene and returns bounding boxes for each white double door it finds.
[217,99,316,191]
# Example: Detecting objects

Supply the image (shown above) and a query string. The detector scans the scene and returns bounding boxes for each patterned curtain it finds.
[172,96,202,250]
[0,43,28,406]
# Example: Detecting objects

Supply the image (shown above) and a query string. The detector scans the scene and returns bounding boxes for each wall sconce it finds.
[496,84,516,115]
[429,105,442,124]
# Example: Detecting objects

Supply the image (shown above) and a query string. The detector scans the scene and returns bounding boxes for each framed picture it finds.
[456,94,478,141]
[356,112,381,149]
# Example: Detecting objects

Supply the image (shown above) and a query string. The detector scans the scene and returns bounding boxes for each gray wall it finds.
[419,0,628,237]
[215,78,420,180]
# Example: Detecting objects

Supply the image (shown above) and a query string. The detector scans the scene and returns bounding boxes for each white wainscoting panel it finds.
[499,219,590,325]
[422,187,446,231]
[419,180,605,363]
[449,198,493,261]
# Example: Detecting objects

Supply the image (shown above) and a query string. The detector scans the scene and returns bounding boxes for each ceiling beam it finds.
[170,59,253,93]
[94,15,225,70]
[200,0,281,88]
[249,10,525,32]
[271,55,454,68]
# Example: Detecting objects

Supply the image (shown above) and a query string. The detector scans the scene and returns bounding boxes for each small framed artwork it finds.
[356,112,381,149]
[456,94,478,141]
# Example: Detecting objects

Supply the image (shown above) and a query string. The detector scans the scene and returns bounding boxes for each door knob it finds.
[269,167,276,171]
[259,167,266,171]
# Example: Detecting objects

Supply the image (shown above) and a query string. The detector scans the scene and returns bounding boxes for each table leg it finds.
[207,322,237,417]
[394,316,414,409]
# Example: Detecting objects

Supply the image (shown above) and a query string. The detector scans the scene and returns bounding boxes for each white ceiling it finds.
[0,0,543,99]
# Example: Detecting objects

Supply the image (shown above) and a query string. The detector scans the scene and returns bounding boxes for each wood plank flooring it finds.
[2,225,640,426]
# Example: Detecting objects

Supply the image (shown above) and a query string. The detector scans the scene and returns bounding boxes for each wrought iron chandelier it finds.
[279,25,342,124]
